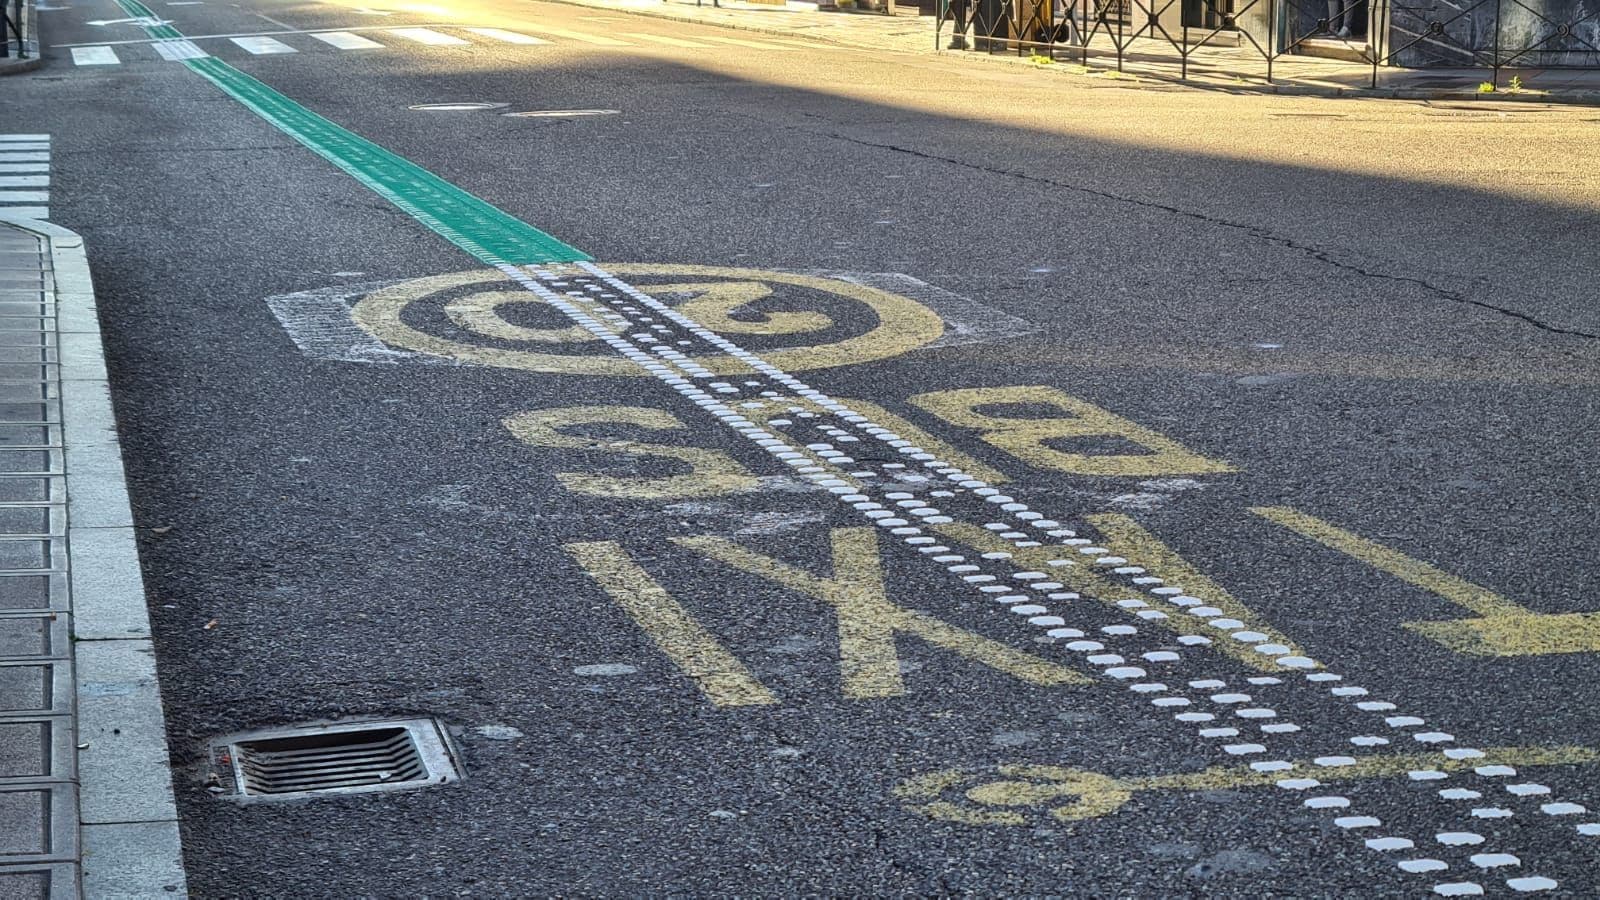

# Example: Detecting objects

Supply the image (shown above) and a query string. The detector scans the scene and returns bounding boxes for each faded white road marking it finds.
[695,35,800,50]
[0,176,46,188]
[71,45,122,65]
[0,191,49,203]
[0,208,49,219]
[151,38,207,60]
[0,135,49,142]
[386,27,468,46]
[230,35,297,54]
[308,31,384,50]
[621,32,716,49]
[514,23,632,46]
[464,27,548,45]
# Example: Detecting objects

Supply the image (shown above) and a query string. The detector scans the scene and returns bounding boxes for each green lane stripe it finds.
[115,0,590,266]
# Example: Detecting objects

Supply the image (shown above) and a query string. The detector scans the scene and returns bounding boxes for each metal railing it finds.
[2,0,28,60]
[937,0,1600,88]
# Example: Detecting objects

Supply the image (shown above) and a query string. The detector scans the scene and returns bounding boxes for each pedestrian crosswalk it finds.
[65,24,837,65]
[0,135,50,221]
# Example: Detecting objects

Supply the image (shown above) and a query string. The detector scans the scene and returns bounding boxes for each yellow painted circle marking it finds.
[350,263,945,377]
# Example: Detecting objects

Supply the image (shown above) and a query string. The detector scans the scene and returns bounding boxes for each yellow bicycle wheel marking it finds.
[350,264,945,377]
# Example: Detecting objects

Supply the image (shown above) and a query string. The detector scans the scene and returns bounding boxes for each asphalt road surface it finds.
[10,0,1600,894]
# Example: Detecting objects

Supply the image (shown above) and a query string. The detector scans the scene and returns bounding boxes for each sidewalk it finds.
[0,213,187,897]
[550,0,1600,104]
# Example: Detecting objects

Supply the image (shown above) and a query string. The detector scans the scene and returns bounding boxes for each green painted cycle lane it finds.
[114,0,590,267]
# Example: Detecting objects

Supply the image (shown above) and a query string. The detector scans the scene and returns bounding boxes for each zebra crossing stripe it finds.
[464,27,549,45]
[308,31,384,50]
[695,35,801,50]
[152,39,208,60]
[71,46,123,65]
[0,137,47,221]
[230,36,298,54]
[386,27,468,46]
[621,32,716,49]
[513,23,632,46]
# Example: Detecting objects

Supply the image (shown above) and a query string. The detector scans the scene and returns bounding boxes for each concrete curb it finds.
[0,213,189,899]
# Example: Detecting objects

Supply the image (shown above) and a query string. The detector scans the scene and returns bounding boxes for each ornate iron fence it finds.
[936,0,1600,87]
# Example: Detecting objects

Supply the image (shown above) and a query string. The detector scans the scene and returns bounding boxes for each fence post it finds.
[1491,0,1502,87]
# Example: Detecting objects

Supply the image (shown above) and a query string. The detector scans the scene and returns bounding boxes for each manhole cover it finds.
[209,718,461,801]
[408,102,508,112]
[502,109,621,118]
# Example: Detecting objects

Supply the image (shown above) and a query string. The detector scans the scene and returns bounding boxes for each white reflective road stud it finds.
[673,528,1088,698]
[504,406,759,500]
[910,386,1235,477]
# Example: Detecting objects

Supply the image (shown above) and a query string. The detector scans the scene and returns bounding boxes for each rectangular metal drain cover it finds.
[209,718,461,801]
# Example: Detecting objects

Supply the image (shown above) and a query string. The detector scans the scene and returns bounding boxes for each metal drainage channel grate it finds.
[210,718,461,801]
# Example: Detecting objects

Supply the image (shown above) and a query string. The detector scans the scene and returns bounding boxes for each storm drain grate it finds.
[209,718,461,801]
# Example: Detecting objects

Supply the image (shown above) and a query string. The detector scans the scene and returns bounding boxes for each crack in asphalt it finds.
[756,113,1600,342]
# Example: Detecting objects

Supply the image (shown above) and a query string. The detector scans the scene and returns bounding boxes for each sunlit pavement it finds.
[5,0,1600,894]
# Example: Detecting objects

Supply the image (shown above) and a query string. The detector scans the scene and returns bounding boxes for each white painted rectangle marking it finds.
[0,135,49,143]
[309,30,384,49]
[230,36,298,54]
[387,27,468,46]
[0,165,48,174]
[0,191,50,203]
[0,176,47,188]
[0,144,49,152]
[152,39,208,60]
[0,154,49,164]
[0,207,48,219]
[695,35,798,50]
[621,32,714,49]
[515,24,632,46]
[71,46,122,65]
[464,27,549,45]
